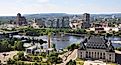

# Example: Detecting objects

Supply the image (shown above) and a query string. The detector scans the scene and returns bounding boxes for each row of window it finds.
[79,51,115,62]
[80,51,106,59]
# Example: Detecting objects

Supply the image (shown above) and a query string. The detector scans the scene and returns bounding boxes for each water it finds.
[108,36,121,48]
[51,35,83,49]
[49,36,121,49]
[13,35,121,49]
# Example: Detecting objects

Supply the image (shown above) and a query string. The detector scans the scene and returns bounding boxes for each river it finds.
[13,35,121,49]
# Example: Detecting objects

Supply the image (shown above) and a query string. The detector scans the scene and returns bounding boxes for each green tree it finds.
[41,52,47,58]
[52,44,56,51]
[14,41,24,51]
[17,52,25,61]
[66,60,76,65]
[48,52,62,64]
[0,39,11,52]
[67,44,79,51]
[7,58,15,64]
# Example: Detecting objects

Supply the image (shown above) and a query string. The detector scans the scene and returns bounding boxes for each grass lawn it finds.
[76,58,84,65]
[107,63,118,65]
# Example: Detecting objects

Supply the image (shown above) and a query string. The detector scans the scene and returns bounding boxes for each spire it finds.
[107,40,114,52]
[80,42,86,50]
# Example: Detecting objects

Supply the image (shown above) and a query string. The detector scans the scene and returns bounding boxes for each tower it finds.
[62,16,70,28]
[16,13,21,23]
[83,13,90,23]
[56,19,60,28]
[82,13,91,28]
[16,13,27,26]
[48,34,51,48]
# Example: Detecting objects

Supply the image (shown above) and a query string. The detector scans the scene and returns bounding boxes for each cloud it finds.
[37,0,50,3]
[15,0,50,4]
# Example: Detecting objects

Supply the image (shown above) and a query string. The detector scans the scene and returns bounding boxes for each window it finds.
[97,52,99,58]
[109,54,111,60]
[89,52,91,58]
[103,53,105,55]
[100,53,102,59]
[92,52,93,58]
[95,52,96,58]
[86,51,88,58]
[81,55,82,58]
[109,57,111,60]
[109,54,111,56]
[103,53,105,59]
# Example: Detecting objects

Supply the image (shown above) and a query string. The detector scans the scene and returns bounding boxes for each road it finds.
[59,49,77,65]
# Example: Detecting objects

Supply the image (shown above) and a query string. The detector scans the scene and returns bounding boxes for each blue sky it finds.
[0,0,121,16]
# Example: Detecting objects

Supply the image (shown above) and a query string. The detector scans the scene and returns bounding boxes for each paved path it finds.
[0,51,18,64]
[115,50,121,54]
[60,49,77,65]
[84,60,106,65]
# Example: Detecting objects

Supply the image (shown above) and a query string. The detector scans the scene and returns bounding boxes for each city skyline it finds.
[0,0,121,16]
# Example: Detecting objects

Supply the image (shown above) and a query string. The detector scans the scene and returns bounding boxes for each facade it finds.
[82,13,91,28]
[69,19,83,29]
[62,16,70,28]
[31,18,45,29]
[83,13,90,22]
[46,16,70,28]
[78,36,115,62]
[89,27,119,33]
[15,13,27,26]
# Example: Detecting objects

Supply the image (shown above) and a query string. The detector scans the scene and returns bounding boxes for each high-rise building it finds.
[82,13,91,28]
[62,16,70,28]
[56,19,60,28]
[83,13,90,22]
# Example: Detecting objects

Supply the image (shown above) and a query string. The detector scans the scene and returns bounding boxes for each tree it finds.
[48,52,62,64]
[16,61,24,65]
[0,39,11,52]
[17,52,25,61]
[7,58,15,64]
[67,44,79,51]
[52,44,56,51]
[66,60,76,65]
[41,52,47,58]
[33,62,38,65]
[39,39,47,45]
[14,41,24,51]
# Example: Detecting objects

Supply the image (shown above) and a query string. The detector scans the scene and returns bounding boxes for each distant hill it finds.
[91,13,121,18]
[24,13,72,19]
[0,16,16,23]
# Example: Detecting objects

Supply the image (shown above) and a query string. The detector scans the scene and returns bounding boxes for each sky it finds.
[0,0,121,16]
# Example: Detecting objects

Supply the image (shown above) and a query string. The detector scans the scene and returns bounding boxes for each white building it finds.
[78,36,115,62]
[89,27,119,33]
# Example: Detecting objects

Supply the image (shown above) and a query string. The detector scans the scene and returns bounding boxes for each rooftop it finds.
[80,36,115,52]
